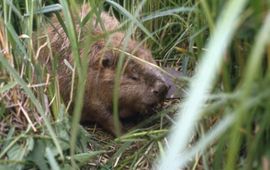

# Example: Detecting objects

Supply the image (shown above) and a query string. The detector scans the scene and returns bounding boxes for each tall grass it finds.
[157,0,248,169]
[0,0,270,169]
[0,1,96,169]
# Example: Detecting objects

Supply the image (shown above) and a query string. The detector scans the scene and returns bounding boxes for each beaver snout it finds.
[151,80,169,99]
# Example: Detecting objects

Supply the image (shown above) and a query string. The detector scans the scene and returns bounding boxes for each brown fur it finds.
[38,7,168,135]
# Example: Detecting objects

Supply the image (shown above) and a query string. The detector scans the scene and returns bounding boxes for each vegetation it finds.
[0,0,270,169]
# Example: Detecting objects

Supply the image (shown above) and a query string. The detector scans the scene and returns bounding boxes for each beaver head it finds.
[84,32,169,120]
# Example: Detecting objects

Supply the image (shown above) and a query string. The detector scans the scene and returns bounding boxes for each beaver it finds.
[38,7,169,135]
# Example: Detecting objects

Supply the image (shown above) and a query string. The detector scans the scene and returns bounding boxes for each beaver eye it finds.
[129,68,140,81]
[129,74,139,81]
[128,70,140,81]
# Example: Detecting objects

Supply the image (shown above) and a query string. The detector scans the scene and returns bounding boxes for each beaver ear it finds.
[101,52,115,68]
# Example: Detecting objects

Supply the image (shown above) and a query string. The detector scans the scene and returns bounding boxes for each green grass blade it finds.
[141,7,194,22]
[3,0,23,20]
[112,0,147,136]
[59,0,80,72]
[199,0,215,32]
[179,114,235,166]
[5,23,28,60]
[225,13,270,170]
[59,1,89,168]
[24,4,63,17]
[156,0,248,169]
[0,81,17,93]
[46,147,60,170]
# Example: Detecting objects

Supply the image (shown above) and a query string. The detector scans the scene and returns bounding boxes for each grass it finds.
[1,0,270,169]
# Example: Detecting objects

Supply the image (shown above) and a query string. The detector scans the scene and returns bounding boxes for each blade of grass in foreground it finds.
[0,53,64,160]
[225,13,270,170]
[173,86,270,167]
[155,0,248,169]
[59,1,89,168]
[112,0,147,136]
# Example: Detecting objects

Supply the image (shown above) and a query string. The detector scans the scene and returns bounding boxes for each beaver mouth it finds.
[140,102,161,114]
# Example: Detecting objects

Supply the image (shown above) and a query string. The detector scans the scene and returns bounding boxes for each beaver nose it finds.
[151,80,169,98]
